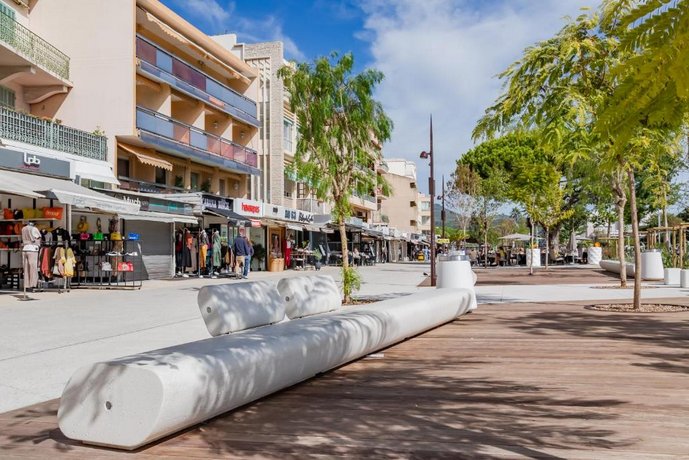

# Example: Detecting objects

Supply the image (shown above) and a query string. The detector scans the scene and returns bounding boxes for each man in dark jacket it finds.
[234,229,252,278]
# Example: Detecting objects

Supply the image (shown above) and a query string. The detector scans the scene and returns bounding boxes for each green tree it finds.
[598,0,689,147]
[279,53,392,303]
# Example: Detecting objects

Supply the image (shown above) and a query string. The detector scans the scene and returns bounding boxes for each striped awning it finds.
[118,143,173,171]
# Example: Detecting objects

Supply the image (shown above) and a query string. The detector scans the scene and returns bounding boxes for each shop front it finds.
[232,198,266,271]
[96,190,197,279]
[263,204,319,270]
[0,150,139,291]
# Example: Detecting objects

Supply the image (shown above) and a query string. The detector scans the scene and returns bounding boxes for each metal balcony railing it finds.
[136,36,258,127]
[0,10,70,80]
[136,106,258,169]
[0,106,107,160]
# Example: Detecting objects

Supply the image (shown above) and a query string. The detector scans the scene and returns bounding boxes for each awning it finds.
[118,143,173,171]
[0,169,139,214]
[320,226,335,234]
[303,224,322,233]
[74,161,120,185]
[119,211,198,224]
[204,207,249,226]
[262,219,285,228]
[286,223,303,231]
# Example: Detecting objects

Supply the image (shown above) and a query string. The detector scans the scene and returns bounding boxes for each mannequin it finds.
[21,222,42,291]
[211,229,221,277]
[199,229,209,275]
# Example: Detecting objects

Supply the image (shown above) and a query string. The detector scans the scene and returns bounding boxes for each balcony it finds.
[136,106,259,176]
[376,161,389,174]
[118,176,186,194]
[0,9,70,81]
[0,105,107,160]
[136,36,258,127]
[296,197,327,214]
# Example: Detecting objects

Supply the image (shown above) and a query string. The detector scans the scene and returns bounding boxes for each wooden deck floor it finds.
[2,296,689,458]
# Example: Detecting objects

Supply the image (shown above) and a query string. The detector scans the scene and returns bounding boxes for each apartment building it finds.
[419,193,431,237]
[380,159,423,234]
[0,0,119,189]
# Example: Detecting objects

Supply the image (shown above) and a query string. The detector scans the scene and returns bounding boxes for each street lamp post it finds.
[420,115,436,287]
[439,174,446,239]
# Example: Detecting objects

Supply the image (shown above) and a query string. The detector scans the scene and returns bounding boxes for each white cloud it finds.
[170,0,231,30]
[359,0,598,193]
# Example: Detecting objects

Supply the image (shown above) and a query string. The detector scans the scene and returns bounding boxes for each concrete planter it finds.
[641,250,664,281]
[664,268,681,285]
[526,249,541,267]
[588,247,602,265]
[681,269,689,288]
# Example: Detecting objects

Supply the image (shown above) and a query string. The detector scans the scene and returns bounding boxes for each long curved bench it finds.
[58,287,475,450]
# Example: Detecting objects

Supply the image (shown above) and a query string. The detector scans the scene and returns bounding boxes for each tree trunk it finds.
[628,169,642,310]
[613,174,627,288]
[338,216,351,304]
[483,220,489,268]
[545,227,550,270]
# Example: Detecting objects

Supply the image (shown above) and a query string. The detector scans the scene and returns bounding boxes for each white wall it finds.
[29,0,137,166]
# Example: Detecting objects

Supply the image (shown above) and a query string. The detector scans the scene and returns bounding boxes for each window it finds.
[283,119,293,152]
[117,158,130,178]
[190,172,199,191]
[422,216,430,225]
[219,179,226,196]
[155,167,166,185]
[297,182,306,199]
[410,182,416,189]
[421,201,430,211]
[0,85,15,108]
[410,201,417,207]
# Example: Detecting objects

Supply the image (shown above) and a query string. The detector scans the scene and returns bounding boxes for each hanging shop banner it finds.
[0,147,71,178]
[100,190,193,215]
[233,197,263,217]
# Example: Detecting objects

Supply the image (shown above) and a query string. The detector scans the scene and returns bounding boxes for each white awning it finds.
[286,223,303,231]
[74,161,120,185]
[119,211,198,224]
[0,169,139,214]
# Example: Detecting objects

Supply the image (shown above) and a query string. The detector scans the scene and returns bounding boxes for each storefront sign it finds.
[202,194,233,212]
[265,205,314,224]
[0,147,70,178]
[233,197,263,217]
[101,190,194,215]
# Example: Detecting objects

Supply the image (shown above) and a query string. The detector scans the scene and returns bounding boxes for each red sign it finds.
[241,203,261,214]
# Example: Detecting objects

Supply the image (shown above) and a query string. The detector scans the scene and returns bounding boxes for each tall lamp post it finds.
[420,115,436,287]
[439,174,446,239]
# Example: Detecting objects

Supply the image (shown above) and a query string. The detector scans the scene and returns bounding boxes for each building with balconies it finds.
[0,0,114,183]
[379,159,422,234]
[30,0,260,199]
[419,193,431,237]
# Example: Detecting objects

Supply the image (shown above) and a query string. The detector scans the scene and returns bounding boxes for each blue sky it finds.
[162,0,600,194]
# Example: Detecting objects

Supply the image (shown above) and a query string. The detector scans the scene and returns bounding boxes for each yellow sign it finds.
[437,238,450,244]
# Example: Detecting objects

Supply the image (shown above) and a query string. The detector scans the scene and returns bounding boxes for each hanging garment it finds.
[212,232,221,267]
[53,247,65,278]
[39,246,53,280]
[64,248,76,278]
[200,244,208,269]
[190,237,198,272]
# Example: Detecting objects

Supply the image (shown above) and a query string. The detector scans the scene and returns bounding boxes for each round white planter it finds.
[437,259,477,311]
[680,269,689,288]
[588,247,603,265]
[641,251,664,280]
[664,268,681,285]
[526,249,541,267]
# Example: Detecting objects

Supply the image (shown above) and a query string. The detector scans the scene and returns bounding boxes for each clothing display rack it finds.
[71,238,143,289]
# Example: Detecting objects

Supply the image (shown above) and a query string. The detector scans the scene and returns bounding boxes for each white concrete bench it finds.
[277,275,342,319]
[57,288,475,450]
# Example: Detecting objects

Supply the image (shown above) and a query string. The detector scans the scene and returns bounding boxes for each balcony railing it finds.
[0,106,107,160]
[296,197,326,214]
[136,106,258,170]
[136,36,258,127]
[0,10,70,81]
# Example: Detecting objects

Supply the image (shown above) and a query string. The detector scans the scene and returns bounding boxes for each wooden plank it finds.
[2,295,689,458]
